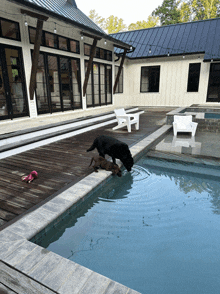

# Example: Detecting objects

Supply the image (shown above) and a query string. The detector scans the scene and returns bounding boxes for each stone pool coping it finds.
[0,124,171,294]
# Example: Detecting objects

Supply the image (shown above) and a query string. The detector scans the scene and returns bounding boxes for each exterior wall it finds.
[114,54,211,107]
[0,0,115,120]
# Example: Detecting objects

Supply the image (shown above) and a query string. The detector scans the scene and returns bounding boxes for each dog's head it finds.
[120,149,134,172]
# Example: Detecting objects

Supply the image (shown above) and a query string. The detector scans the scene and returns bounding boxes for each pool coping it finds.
[0,124,171,294]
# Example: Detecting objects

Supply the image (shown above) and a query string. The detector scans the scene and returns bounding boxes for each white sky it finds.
[77,0,164,26]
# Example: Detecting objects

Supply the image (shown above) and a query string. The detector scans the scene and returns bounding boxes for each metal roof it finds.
[9,0,131,49]
[111,18,220,61]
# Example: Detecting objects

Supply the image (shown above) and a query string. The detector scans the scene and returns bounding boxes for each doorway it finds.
[207,63,220,102]
[0,45,29,120]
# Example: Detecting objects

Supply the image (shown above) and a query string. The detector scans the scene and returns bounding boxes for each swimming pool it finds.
[34,156,220,294]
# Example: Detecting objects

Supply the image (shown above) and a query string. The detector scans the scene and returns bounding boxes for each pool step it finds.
[0,107,139,159]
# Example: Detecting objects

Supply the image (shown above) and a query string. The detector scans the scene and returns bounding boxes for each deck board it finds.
[0,109,171,230]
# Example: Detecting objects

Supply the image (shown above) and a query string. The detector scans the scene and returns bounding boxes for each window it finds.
[114,66,123,93]
[187,63,201,92]
[58,36,68,51]
[70,40,79,53]
[0,18,20,40]
[28,27,80,54]
[84,44,112,61]
[140,66,160,92]
[45,32,58,49]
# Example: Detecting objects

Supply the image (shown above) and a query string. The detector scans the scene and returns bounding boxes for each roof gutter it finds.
[7,0,131,50]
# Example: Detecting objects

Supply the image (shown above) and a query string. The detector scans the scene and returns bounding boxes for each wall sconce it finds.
[167,51,170,57]
[149,48,152,54]
[24,14,28,27]
[54,22,57,34]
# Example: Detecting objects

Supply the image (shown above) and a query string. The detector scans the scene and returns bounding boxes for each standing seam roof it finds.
[110,18,220,61]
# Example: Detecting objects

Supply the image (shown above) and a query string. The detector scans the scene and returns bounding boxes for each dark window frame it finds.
[187,63,201,92]
[84,43,112,61]
[85,60,112,108]
[28,26,80,54]
[0,17,21,41]
[34,50,82,115]
[140,66,160,93]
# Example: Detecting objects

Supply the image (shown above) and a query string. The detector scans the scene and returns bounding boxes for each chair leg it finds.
[135,122,139,130]
[127,124,131,132]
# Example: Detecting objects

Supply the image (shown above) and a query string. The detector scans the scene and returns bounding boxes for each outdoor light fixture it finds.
[167,51,170,56]
[24,14,28,27]
[211,58,213,62]
[104,40,107,45]
[149,48,152,54]
[54,22,57,34]
[130,46,133,50]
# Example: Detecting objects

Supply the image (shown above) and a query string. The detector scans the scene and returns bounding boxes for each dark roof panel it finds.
[111,18,220,61]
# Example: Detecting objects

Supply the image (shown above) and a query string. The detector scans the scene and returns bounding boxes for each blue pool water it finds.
[35,156,220,294]
[204,113,220,119]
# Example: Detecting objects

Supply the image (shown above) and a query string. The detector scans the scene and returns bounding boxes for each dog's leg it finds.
[89,157,94,167]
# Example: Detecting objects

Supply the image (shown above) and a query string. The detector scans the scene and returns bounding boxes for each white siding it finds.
[114,55,211,107]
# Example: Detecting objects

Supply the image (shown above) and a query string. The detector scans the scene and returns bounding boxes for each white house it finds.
[0,0,220,123]
[112,18,220,107]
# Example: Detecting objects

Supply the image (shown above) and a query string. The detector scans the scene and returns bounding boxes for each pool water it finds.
[35,156,220,294]
[204,112,220,119]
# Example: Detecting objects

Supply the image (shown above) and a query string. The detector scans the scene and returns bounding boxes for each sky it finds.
[77,0,164,26]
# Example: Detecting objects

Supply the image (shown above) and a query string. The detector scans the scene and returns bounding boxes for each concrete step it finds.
[0,107,139,159]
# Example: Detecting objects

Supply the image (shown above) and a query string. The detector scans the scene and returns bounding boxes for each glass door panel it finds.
[48,55,61,112]
[100,64,105,105]
[71,59,81,109]
[93,63,99,106]
[36,53,49,113]
[0,60,8,118]
[60,57,71,110]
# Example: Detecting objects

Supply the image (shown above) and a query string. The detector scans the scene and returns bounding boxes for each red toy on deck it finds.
[21,170,38,183]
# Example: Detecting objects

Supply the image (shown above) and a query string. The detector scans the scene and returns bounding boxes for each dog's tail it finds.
[87,139,97,152]
[89,157,94,167]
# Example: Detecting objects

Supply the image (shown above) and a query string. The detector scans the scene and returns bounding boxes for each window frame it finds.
[0,17,21,41]
[140,65,160,93]
[187,63,201,92]
[28,26,80,54]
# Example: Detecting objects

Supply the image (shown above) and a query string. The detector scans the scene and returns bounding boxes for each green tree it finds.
[128,15,159,31]
[88,9,105,30]
[153,0,181,25]
[191,0,220,20]
[179,1,192,22]
[104,15,127,34]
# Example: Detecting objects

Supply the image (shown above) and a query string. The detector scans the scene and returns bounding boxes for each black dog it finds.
[87,135,134,172]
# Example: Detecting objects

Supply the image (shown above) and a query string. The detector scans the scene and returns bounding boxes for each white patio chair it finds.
[113,108,144,132]
[173,115,198,137]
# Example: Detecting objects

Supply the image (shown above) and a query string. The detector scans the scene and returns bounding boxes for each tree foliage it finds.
[104,15,127,34]
[128,16,159,31]
[152,0,181,25]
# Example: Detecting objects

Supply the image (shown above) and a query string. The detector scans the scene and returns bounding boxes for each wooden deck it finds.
[0,109,172,230]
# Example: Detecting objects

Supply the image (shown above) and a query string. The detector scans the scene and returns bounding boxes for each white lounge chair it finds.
[173,115,198,137]
[113,108,144,133]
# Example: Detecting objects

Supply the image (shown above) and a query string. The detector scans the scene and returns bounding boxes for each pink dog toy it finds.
[21,171,38,183]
